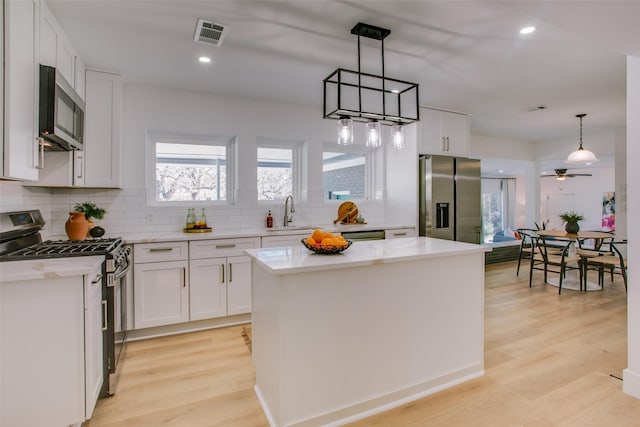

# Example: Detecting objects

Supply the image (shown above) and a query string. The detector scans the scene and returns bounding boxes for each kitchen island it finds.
[245,237,490,427]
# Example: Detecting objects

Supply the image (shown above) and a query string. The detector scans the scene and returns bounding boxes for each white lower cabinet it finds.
[0,267,103,426]
[133,238,258,329]
[134,259,189,329]
[189,238,259,320]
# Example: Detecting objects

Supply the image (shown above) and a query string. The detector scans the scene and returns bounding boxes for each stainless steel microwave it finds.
[39,64,85,151]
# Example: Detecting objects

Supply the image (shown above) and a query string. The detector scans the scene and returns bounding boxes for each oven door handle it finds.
[114,259,131,280]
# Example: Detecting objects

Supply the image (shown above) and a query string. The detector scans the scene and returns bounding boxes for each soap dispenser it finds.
[266,210,273,228]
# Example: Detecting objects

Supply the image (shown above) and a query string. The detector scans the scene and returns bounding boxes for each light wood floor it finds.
[87,261,638,427]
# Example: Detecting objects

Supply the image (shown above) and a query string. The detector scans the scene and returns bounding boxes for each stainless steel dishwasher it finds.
[340,229,386,241]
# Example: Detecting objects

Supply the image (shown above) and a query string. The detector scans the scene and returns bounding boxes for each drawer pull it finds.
[149,248,173,253]
[393,232,407,237]
[215,244,236,249]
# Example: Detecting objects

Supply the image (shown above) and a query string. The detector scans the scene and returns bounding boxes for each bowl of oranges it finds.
[302,229,352,255]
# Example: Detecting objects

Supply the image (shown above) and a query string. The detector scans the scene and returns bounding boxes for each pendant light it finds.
[566,113,599,165]
[337,116,354,145]
[366,120,382,148]
[323,23,419,149]
[391,123,405,149]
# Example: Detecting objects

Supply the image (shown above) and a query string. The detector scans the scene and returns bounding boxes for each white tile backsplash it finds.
[1,182,387,238]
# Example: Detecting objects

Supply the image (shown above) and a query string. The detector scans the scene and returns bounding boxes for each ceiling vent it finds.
[194,18,227,47]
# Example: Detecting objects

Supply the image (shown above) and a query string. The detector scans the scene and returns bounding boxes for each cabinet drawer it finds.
[134,241,188,263]
[189,237,260,259]
[385,228,416,239]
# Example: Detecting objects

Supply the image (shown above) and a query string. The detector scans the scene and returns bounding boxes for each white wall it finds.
[41,85,389,236]
[540,167,615,231]
[624,54,640,399]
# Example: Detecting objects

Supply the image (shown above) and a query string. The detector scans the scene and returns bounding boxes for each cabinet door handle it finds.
[228,263,233,282]
[182,267,186,288]
[441,136,446,151]
[102,300,108,331]
[215,244,236,249]
[76,155,84,179]
[446,137,450,151]
[149,248,173,253]
[221,264,225,284]
[36,137,45,169]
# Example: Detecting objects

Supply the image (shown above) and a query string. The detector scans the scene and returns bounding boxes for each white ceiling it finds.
[47,1,640,146]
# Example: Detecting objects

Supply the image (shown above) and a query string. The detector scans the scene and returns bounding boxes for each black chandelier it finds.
[323,22,420,149]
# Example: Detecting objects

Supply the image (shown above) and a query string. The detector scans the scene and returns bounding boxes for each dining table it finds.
[537,230,613,291]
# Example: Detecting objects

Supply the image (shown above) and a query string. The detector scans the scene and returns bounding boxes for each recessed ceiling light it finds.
[498,169,504,173]
[198,56,211,63]
[391,89,400,94]
[520,26,535,35]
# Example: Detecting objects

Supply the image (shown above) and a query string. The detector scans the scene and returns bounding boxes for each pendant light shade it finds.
[391,124,405,149]
[337,117,354,145]
[366,121,381,148]
[566,113,599,165]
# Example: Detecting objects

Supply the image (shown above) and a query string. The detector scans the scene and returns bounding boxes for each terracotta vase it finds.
[65,212,90,241]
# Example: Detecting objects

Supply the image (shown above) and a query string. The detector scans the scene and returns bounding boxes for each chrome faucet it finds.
[283,195,295,226]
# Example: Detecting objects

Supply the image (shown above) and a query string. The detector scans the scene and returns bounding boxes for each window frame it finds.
[322,142,380,203]
[256,137,305,203]
[145,130,236,207]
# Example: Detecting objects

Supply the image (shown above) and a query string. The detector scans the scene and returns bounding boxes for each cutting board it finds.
[334,201,359,224]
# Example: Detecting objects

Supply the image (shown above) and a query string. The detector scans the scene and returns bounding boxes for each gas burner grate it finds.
[1,237,123,260]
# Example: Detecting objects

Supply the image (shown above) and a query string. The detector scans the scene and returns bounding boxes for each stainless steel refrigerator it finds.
[418,155,481,244]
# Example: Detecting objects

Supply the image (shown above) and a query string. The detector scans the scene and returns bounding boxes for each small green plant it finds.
[74,201,107,221]
[559,211,584,224]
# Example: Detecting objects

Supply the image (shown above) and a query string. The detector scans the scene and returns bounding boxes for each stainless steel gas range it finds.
[0,209,130,397]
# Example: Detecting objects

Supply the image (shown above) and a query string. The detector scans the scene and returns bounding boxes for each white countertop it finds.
[0,256,104,282]
[245,236,490,275]
[70,223,412,244]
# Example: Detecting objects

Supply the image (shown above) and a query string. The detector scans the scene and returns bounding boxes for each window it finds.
[323,143,379,201]
[481,178,516,243]
[147,132,235,205]
[257,138,303,201]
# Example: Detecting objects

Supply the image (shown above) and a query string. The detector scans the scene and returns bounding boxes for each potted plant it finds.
[73,202,107,237]
[559,211,584,234]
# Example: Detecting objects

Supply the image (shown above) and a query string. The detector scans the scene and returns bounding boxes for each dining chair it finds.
[535,236,583,294]
[583,241,627,292]
[516,228,537,276]
[576,231,615,287]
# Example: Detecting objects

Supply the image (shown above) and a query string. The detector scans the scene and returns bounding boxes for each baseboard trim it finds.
[623,368,640,399]
[255,364,484,427]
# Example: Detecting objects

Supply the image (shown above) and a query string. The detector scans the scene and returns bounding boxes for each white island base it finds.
[246,237,489,426]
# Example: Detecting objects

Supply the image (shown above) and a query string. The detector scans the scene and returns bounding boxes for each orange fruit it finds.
[311,229,325,244]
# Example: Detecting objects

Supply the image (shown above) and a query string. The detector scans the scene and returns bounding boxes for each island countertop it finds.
[245,236,489,275]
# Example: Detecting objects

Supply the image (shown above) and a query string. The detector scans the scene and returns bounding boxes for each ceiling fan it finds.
[541,168,592,181]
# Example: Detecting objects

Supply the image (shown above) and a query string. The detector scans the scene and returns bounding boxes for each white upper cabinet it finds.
[39,1,82,96]
[418,107,470,158]
[2,0,40,181]
[84,70,123,188]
